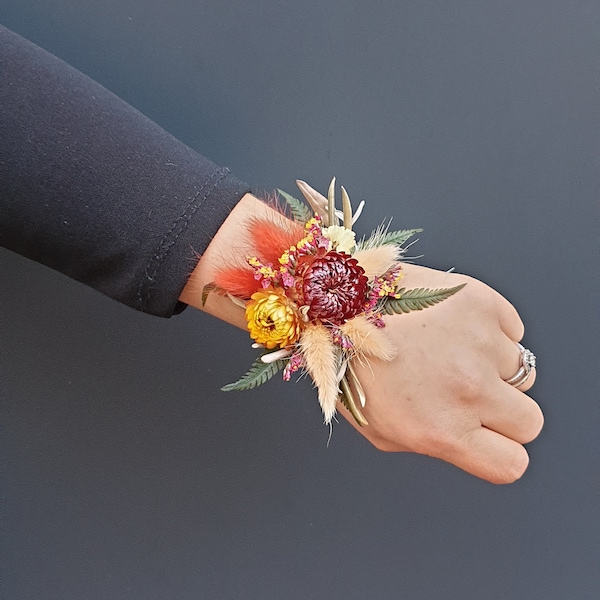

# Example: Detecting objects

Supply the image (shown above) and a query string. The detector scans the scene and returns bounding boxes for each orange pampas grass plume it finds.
[249,216,304,265]
[213,267,259,298]
[212,207,303,298]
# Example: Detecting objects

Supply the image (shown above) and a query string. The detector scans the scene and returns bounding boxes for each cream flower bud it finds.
[322,225,356,254]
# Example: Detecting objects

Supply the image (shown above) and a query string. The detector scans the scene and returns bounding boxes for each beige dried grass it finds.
[353,245,401,279]
[341,315,397,362]
[299,323,340,424]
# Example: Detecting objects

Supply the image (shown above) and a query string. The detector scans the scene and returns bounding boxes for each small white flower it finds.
[261,348,294,363]
[322,226,356,253]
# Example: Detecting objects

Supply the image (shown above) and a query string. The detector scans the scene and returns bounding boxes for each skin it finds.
[180,193,543,484]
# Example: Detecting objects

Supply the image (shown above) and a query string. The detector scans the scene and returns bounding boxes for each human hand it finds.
[343,263,543,484]
[181,194,543,484]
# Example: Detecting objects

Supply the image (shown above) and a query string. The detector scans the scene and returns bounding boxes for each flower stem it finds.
[340,375,369,427]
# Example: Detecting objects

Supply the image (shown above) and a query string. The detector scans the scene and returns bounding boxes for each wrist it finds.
[179,192,291,329]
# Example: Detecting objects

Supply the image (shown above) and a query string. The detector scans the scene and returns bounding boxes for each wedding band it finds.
[504,343,536,387]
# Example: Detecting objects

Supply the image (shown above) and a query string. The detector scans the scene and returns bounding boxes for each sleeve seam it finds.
[135,167,229,311]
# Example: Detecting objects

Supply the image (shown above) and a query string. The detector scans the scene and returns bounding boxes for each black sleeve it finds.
[0,25,250,317]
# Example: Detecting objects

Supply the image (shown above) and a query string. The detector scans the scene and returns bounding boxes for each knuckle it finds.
[512,317,525,342]
[500,447,530,484]
[446,363,486,402]
[410,422,458,458]
[509,395,544,444]
[484,446,530,485]
[522,402,544,443]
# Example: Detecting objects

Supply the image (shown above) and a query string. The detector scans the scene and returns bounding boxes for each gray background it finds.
[1,1,598,599]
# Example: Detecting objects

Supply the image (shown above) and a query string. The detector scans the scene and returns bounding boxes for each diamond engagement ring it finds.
[504,343,536,387]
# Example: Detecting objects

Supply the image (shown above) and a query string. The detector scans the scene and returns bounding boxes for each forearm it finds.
[0,25,249,317]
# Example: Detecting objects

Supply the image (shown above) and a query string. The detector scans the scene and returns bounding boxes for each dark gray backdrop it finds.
[1,2,598,599]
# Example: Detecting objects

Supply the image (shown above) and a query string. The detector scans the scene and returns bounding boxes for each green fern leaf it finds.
[277,189,312,223]
[221,358,286,392]
[381,283,466,314]
[358,226,423,250]
[379,228,423,246]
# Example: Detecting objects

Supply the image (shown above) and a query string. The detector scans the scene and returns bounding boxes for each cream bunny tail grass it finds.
[341,315,397,362]
[299,323,340,424]
[353,245,403,279]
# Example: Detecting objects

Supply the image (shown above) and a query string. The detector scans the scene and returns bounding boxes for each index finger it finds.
[442,426,530,484]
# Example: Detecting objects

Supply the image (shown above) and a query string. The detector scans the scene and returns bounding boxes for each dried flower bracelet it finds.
[203,179,465,426]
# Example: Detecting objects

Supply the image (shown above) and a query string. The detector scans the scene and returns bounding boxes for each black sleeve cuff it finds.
[0,25,250,317]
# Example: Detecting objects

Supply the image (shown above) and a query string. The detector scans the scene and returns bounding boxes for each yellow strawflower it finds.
[246,288,303,349]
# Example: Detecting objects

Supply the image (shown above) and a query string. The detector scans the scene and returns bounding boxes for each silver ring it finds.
[504,343,536,387]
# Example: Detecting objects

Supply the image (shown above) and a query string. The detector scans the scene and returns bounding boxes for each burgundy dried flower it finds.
[297,250,368,324]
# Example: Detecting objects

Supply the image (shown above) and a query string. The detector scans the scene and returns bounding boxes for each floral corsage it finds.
[203,179,464,426]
